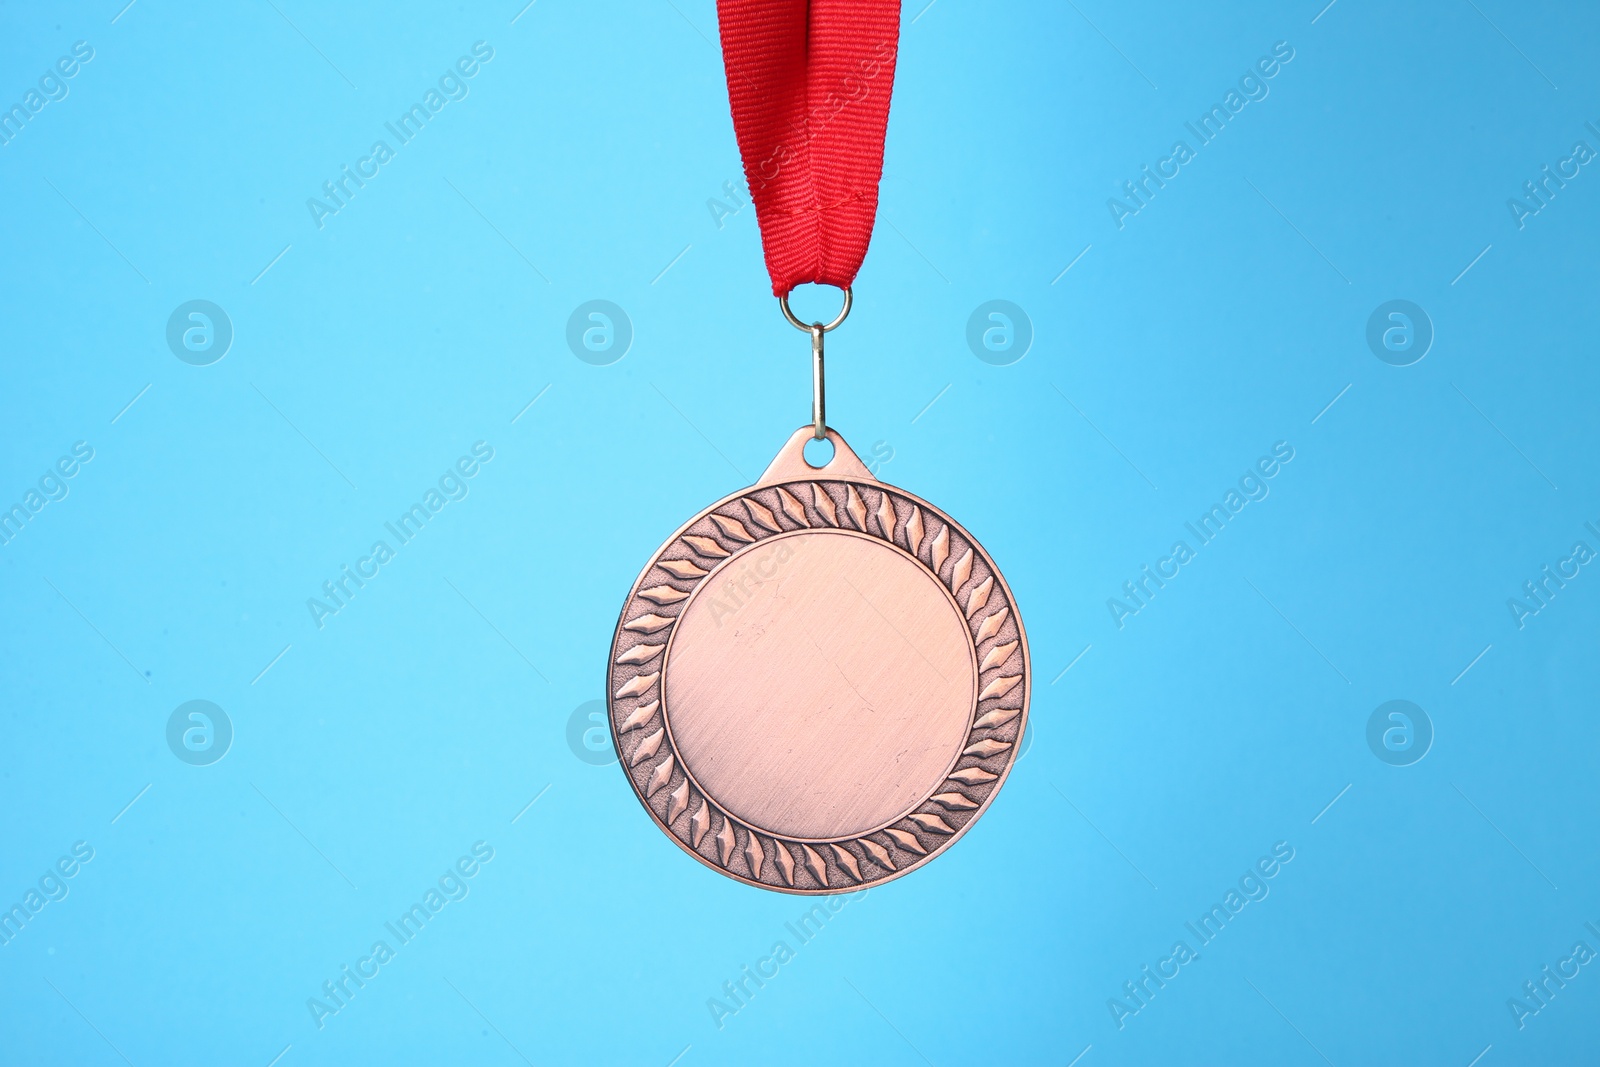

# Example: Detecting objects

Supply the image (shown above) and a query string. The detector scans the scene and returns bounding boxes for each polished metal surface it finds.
[607,428,1030,893]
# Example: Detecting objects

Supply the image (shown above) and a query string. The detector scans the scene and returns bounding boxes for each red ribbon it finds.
[717,0,901,297]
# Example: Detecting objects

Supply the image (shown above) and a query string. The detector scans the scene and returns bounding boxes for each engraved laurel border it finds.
[606,477,1030,895]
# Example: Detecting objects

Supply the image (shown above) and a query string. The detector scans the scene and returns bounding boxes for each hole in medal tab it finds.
[802,436,835,468]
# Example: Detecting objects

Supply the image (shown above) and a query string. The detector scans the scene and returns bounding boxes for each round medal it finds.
[607,428,1029,893]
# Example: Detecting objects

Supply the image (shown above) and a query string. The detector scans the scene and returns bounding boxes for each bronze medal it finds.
[607,427,1029,893]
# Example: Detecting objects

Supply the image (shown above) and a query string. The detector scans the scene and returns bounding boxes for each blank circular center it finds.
[664,528,975,840]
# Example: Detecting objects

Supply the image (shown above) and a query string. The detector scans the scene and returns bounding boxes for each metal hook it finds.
[778,287,851,441]
[809,324,825,440]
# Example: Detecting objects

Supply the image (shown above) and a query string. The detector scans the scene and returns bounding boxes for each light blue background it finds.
[2,1,1597,1064]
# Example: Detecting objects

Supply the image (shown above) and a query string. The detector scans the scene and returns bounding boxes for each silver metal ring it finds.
[779,286,852,333]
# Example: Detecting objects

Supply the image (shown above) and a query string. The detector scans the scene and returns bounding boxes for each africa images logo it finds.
[1108,841,1296,1030]
[566,700,617,766]
[165,301,233,366]
[1365,300,1432,367]
[1365,700,1432,767]
[1106,41,1295,230]
[565,300,633,366]
[306,442,494,630]
[966,300,1033,366]
[1106,442,1295,628]
[306,42,495,229]
[0,441,94,548]
[166,701,233,766]
[306,842,495,1030]
[0,40,94,148]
